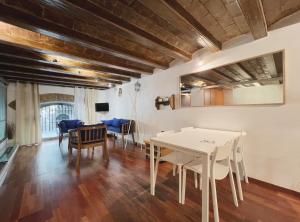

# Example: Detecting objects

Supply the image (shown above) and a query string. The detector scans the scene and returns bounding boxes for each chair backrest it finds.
[156,130,175,137]
[122,119,135,133]
[232,131,246,156]
[180,127,194,132]
[214,139,235,161]
[77,124,107,144]
[210,139,235,180]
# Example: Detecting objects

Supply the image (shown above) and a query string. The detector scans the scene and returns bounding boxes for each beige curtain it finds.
[74,87,85,121]
[84,88,97,125]
[16,82,41,146]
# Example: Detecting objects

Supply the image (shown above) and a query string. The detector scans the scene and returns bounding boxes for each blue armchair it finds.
[102,118,135,148]
[58,120,84,145]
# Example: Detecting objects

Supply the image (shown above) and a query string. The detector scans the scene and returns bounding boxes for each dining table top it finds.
[150,128,244,155]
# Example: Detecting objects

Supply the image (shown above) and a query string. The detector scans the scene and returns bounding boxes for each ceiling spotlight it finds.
[108,83,113,87]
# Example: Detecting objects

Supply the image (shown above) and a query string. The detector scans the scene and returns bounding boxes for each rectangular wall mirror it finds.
[180,51,284,107]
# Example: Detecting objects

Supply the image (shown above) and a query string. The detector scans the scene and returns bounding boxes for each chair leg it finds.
[210,178,219,222]
[241,158,249,183]
[182,168,187,205]
[68,146,72,163]
[76,149,81,172]
[122,133,125,149]
[234,159,244,201]
[194,172,198,188]
[154,160,160,192]
[132,132,135,146]
[172,165,176,176]
[113,134,116,148]
[199,174,202,190]
[59,133,63,146]
[178,165,182,204]
[104,141,109,161]
[229,164,239,207]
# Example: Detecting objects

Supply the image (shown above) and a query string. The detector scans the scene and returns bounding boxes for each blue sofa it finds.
[102,118,135,148]
[58,119,84,145]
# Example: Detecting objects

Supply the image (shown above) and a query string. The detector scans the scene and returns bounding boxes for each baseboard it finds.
[0,144,19,186]
[249,177,300,197]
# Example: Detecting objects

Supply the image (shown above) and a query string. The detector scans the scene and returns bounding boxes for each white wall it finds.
[98,23,300,192]
[228,84,283,105]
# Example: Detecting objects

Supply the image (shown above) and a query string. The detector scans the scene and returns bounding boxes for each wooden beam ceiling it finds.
[58,0,192,61]
[0,64,122,85]
[0,2,170,69]
[0,54,130,82]
[4,77,109,90]
[161,0,222,49]
[237,0,268,39]
[0,74,112,89]
[0,21,153,73]
[0,0,294,90]
[0,42,141,79]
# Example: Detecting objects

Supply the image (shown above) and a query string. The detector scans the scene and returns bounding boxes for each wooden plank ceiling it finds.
[0,0,297,89]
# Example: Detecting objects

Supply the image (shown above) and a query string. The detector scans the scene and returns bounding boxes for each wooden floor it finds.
[0,139,300,222]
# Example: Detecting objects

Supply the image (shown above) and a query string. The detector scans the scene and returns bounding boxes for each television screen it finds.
[95,103,109,112]
[0,80,7,142]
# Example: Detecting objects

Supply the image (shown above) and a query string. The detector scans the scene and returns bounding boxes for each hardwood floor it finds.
[0,139,300,222]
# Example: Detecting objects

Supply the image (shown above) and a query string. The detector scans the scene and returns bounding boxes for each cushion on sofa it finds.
[111,118,122,127]
[102,119,114,126]
[107,126,121,133]
[120,119,130,125]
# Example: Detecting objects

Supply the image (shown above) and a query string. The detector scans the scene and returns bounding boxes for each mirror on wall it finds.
[180,51,284,107]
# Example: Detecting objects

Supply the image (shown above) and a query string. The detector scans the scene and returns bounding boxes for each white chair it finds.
[182,140,238,222]
[180,126,200,188]
[232,133,249,201]
[154,130,195,204]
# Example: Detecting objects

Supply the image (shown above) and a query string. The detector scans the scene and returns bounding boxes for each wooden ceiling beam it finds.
[0,64,122,85]
[0,22,153,74]
[237,0,267,39]
[4,77,109,90]
[60,0,192,61]
[0,2,167,69]
[0,54,130,82]
[0,42,141,78]
[0,71,97,84]
[161,0,222,49]
[1,74,111,89]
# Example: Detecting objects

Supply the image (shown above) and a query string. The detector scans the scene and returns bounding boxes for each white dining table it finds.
[149,128,242,222]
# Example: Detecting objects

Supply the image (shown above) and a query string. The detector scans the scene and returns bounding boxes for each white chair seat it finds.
[184,160,228,180]
[160,151,194,166]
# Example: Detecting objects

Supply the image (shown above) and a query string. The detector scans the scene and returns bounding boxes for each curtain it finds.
[84,88,97,125]
[16,82,41,146]
[74,87,85,121]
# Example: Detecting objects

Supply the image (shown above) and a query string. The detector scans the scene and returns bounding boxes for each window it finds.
[40,103,74,138]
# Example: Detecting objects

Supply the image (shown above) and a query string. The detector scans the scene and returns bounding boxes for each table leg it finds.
[150,142,155,195]
[202,154,209,222]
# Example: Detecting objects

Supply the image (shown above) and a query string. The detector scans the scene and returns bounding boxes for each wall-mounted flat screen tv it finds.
[95,103,109,112]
